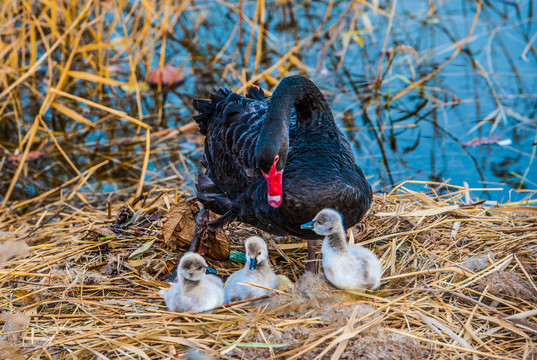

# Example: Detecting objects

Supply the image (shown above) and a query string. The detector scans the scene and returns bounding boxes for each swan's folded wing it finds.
[196,89,269,198]
[348,245,381,289]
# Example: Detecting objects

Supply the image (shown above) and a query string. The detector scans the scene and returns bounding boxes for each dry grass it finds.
[1,0,536,359]
[0,182,536,359]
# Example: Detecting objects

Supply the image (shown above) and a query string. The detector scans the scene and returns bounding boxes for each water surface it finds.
[1,0,536,203]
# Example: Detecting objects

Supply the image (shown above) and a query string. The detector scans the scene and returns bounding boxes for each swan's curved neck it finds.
[256,75,332,172]
[181,277,200,290]
[324,230,348,253]
[266,75,329,126]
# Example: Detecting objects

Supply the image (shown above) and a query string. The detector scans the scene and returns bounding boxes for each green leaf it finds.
[129,239,155,259]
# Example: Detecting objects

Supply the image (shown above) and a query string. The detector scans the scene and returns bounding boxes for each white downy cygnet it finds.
[164,253,224,312]
[224,236,279,303]
[301,208,381,290]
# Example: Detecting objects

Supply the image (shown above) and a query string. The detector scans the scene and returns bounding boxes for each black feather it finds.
[246,86,266,100]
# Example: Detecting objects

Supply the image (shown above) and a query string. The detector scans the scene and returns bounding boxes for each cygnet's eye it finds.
[258,251,261,256]
[317,221,324,225]
[198,266,203,270]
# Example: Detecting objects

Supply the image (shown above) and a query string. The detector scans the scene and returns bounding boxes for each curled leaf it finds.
[161,199,199,249]
[162,198,229,260]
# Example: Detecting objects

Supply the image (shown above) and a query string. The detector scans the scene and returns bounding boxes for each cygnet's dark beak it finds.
[249,257,257,270]
[205,266,218,274]
[301,220,315,230]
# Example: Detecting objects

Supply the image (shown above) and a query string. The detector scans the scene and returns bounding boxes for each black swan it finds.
[190,75,372,271]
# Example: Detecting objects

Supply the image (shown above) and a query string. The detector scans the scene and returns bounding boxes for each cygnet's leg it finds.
[305,240,318,273]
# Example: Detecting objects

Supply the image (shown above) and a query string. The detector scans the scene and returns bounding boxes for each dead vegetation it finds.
[0,182,536,359]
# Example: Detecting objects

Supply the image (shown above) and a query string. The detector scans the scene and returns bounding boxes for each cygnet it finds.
[224,236,279,303]
[301,208,381,290]
[164,253,224,312]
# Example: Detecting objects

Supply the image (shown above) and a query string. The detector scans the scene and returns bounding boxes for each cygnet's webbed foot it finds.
[189,208,231,261]
[165,268,178,283]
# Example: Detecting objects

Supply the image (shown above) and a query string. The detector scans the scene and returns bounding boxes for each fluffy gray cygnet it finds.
[302,208,382,290]
[164,253,224,312]
[224,236,279,303]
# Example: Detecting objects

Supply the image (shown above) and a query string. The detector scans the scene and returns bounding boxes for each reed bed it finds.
[2,0,535,203]
[0,182,536,359]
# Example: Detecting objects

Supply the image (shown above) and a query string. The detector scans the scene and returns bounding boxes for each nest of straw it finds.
[1,182,537,359]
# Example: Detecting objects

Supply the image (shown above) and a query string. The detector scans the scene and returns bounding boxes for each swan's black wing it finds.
[193,86,268,214]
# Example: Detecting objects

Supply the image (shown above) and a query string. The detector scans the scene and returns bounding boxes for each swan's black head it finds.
[255,123,288,208]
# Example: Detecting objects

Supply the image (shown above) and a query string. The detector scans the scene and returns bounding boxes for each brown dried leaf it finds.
[162,199,229,260]
[161,198,200,249]
[208,229,230,260]
[187,204,229,260]
[129,259,147,267]
[89,227,117,238]
[196,215,229,261]
[7,150,43,163]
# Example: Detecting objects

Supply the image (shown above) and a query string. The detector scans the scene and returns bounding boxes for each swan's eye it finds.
[317,221,323,225]
[198,266,203,270]
[258,251,262,256]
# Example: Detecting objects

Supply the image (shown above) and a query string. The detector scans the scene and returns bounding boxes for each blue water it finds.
[2,0,536,203]
[166,0,537,202]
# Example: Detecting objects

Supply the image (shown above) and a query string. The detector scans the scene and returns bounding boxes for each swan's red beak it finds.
[261,156,283,208]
